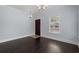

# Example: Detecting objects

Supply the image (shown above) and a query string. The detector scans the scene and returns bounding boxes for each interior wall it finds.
[0,5,78,45]
[78,6,79,45]
[0,5,34,42]
[39,5,78,45]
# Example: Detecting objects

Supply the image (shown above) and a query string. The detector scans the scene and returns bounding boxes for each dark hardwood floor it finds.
[40,37,78,53]
[0,36,78,53]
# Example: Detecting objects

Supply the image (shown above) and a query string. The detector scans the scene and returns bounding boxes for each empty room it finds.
[0,5,79,53]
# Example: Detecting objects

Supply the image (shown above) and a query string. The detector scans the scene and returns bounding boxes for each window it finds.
[49,16,61,33]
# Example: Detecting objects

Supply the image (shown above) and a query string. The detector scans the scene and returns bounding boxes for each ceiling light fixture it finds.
[37,5,48,10]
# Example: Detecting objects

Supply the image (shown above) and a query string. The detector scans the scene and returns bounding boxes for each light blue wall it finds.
[78,6,79,43]
[0,6,34,42]
[39,5,78,45]
[0,5,78,45]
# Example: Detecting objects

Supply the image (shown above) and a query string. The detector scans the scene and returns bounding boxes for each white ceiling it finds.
[7,5,38,14]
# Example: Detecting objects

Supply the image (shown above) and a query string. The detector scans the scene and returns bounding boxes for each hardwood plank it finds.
[0,36,78,53]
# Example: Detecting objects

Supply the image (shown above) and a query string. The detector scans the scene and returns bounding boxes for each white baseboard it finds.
[41,35,78,45]
[78,45,79,48]
[0,34,78,46]
[77,36,79,47]
[0,34,33,43]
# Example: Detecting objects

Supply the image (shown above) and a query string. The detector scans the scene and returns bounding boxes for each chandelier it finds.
[37,5,48,10]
